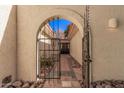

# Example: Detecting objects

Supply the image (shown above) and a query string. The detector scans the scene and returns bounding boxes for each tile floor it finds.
[43,54,82,88]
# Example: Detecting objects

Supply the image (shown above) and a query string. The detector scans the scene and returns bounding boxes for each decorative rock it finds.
[34,82,39,86]
[0,84,2,88]
[105,85,112,88]
[4,83,12,88]
[22,82,30,88]
[91,80,124,88]
[96,85,103,88]
[38,84,44,88]
[1,79,46,88]
[30,81,39,88]
[34,80,44,86]
[1,84,5,88]
[38,79,45,84]
[106,82,111,85]
[29,81,34,86]
[91,83,96,88]
[96,81,102,85]
[111,82,117,87]
[30,83,37,88]
[8,86,15,88]
[115,84,124,88]
[3,79,124,88]
[101,83,106,88]
[12,81,23,88]
[116,80,123,84]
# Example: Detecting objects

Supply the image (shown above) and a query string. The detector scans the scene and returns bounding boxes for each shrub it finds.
[40,55,55,68]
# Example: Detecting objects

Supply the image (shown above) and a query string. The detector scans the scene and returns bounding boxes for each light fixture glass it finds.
[108,18,118,29]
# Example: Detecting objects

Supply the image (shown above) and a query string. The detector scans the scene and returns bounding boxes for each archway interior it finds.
[37,16,82,87]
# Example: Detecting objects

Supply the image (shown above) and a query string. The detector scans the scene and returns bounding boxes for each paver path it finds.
[43,54,82,88]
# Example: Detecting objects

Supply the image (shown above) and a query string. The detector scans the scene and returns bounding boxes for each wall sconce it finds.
[108,18,118,30]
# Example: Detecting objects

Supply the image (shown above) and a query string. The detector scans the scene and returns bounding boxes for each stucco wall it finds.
[0,6,17,84]
[17,5,124,82]
[17,5,84,81]
[70,31,82,65]
[90,6,124,81]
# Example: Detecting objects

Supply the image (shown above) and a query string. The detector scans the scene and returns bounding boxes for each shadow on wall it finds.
[0,6,17,84]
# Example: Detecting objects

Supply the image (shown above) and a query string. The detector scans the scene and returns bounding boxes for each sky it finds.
[0,5,12,44]
[49,18,72,32]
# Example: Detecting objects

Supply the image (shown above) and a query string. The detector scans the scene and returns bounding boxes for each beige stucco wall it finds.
[0,6,17,84]
[17,5,84,81]
[70,31,82,65]
[90,6,124,81]
[16,5,124,82]
[0,5,123,84]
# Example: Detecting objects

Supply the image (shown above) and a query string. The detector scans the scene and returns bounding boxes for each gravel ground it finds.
[2,79,124,88]
[90,80,124,88]
[1,79,45,88]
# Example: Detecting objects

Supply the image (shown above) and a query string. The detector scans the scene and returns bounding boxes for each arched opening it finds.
[36,15,87,88]
[37,11,90,87]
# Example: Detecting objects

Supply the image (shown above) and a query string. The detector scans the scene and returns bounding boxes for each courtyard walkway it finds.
[43,54,82,88]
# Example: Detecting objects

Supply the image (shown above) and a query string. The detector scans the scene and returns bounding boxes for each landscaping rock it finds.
[101,83,107,88]
[1,79,46,88]
[34,81,40,86]
[30,83,37,88]
[34,80,45,86]
[96,85,103,88]
[104,85,112,88]
[91,83,96,88]
[38,84,44,88]
[1,84,5,88]
[116,80,123,84]
[0,84,2,88]
[12,81,23,88]
[38,79,45,84]
[3,79,124,88]
[90,80,124,88]
[115,84,124,88]
[22,82,30,88]
[4,83,12,88]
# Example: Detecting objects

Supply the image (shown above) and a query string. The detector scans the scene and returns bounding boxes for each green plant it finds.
[40,55,55,68]
[64,25,70,37]
[64,30,68,37]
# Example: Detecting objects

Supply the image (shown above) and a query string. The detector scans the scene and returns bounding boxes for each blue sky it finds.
[49,18,72,32]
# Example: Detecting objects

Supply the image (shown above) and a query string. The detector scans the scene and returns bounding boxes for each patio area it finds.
[43,54,82,88]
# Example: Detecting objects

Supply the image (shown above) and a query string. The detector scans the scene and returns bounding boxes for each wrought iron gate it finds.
[39,38,61,79]
[38,17,61,79]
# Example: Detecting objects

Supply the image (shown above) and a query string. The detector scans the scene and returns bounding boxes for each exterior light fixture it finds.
[108,18,118,30]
